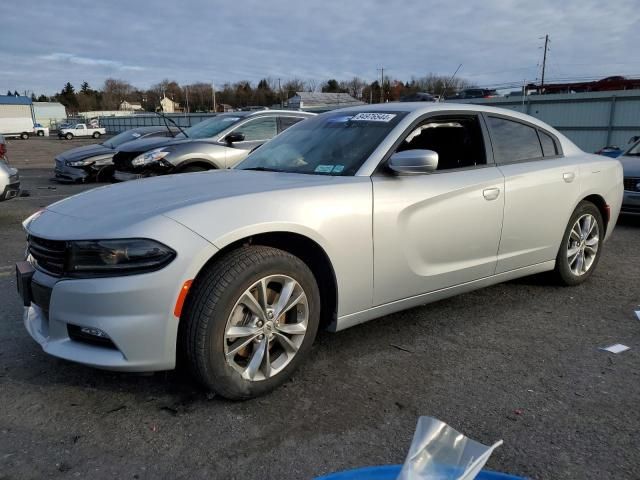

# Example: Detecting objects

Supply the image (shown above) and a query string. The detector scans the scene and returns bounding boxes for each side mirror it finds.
[225,132,245,144]
[388,149,438,175]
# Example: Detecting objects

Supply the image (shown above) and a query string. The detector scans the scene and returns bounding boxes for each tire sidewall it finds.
[555,202,604,285]
[65,133,73,140]
[197,251,320,398]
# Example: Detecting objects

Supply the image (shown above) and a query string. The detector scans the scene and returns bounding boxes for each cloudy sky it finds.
[2,0,639,95]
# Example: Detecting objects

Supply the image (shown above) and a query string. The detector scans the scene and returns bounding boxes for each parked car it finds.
[33,123,50,137]
[618,137,640,214]
[0,134,20,201]
[112,110,314,181]
[400,92,436,102]
[58,123,106,140]
[54,126,180,183]
[446,88,499,100]
[17,104,622,399]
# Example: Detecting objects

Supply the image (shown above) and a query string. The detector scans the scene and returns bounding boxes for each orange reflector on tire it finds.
[174,280,193,318]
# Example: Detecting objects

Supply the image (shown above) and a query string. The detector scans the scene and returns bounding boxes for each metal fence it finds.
[447,90,640,152]
[99,113,220,134]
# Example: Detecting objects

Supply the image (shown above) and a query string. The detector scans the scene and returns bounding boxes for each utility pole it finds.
[211,81,216,112]
[377,67,385,103]
[540,34,549,92]
[278,78,282,108]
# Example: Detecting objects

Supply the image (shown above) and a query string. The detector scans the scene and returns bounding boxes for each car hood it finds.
[55,143,113,162]
[116,135,192,153]
[618,155,640,177]
[42,169,343,222]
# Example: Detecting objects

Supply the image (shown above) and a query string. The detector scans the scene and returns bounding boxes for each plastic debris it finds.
[397,416,503,480]
[599,344,630,354]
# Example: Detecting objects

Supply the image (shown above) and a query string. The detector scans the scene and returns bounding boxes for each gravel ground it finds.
[1,137,639,480]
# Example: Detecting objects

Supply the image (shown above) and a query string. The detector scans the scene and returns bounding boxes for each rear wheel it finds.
[92,131,101,139]
[553,201,604,286]
[65,133,73,140]
[20,132,29,140]
[181,246,320,399]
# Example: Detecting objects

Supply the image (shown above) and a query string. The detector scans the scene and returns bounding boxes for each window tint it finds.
[395,115,486,170]
[278,116,305,133]
[538,130,558,156]
[235,117,277,141]
[487,116,543,163]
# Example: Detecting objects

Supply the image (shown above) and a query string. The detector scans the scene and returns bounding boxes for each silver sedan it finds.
[17,104,623,399]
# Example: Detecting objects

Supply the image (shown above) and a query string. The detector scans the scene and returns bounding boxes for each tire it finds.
[181,164,208,173]
[20,132,29,140]
[92,132,101,139]
[553,201,604,286]
[37,130,44,137]
[181,246,320,399]
[65,133,73,140]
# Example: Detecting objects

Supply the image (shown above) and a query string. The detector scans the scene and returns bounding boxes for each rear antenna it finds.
[441,63,462,100]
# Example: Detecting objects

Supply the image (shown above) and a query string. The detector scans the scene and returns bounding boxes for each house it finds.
[160,96,182,113]
[287,92,365,112]
[119,100,144,112]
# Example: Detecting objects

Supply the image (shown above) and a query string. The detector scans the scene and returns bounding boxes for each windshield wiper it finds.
[242,166,283,172]
[154,110,189,138]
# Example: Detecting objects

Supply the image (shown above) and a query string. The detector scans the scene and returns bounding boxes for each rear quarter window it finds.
[538,130,558,156]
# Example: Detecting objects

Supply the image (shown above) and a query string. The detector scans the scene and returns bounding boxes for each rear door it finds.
[372,112,505,305]
[485,114,580,273]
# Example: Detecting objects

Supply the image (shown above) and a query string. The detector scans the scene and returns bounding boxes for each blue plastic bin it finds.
[315,465,526,480]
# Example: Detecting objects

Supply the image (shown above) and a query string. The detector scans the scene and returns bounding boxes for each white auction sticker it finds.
[351,113,397,122]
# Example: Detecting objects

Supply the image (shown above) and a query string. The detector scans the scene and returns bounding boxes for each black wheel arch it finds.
[176,159,218,172]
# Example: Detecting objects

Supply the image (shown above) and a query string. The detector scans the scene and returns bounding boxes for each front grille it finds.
[112,150,140,170]
[623,177,640,192]
[28,236,67,276]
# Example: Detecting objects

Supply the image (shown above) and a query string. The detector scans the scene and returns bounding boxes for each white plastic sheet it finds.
[397,417,503,480]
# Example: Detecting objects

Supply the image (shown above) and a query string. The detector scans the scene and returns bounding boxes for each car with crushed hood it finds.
[16,104,622,399]
[618,136,640,214]
[54,126,180,183]
[111,110,315,181]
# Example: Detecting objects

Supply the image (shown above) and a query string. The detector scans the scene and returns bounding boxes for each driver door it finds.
[223,116,278,168]
[372,113,505,305]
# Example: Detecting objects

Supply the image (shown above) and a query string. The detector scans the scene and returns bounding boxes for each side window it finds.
[487,116,543,163]
[278,116,305,133]
[235,117,277,141]
[395,115,486,170]
[538,130,558,157]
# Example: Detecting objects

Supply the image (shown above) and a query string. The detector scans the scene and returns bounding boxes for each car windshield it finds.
[181,115,245,139]
[103,130,155,148]
[625,139,640,156]
[237,111,407,175]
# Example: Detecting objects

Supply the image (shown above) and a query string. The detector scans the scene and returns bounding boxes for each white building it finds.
[33,101,67,127]
[287,92,365,111]
[160,96,181,113]
[119,100,144,112]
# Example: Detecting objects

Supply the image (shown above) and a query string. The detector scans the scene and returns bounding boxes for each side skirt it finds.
[330,260,555,332]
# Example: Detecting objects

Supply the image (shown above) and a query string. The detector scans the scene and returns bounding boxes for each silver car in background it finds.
[617,137,640,214]
[1,134,20,201]
[112,110,315,180]
[17,104,623,399]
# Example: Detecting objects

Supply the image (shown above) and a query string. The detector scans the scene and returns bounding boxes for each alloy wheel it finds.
[224,275,308,381]
[567,213,599,276]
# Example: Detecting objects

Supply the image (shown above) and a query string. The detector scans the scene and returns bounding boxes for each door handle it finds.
[563,172,575,183]
[483,187,500,201]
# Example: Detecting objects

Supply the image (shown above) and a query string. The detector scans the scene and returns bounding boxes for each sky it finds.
[1,0,639,96]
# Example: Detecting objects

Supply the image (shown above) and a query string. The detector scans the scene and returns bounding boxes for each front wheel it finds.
[65,133,73,140]
[92,131,101,138]
[181,246,320,399]
[37,130,44,137]
[553,201,604,286]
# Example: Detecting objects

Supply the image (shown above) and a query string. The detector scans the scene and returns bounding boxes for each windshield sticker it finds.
[131,133,141,138]
[314,165,334,173]
[351,113,397,122]
[332,165,344,173]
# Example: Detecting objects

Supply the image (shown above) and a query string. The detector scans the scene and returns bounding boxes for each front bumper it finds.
[54,164,90,183]
[621,190,640,214]
[1,180,20,201]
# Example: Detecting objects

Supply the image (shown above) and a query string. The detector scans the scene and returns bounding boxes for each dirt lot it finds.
[1,137,639,479]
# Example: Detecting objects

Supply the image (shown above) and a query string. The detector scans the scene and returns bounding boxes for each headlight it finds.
[67,159,95,167]
[66,239,176,277]
[131,148,171,167]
